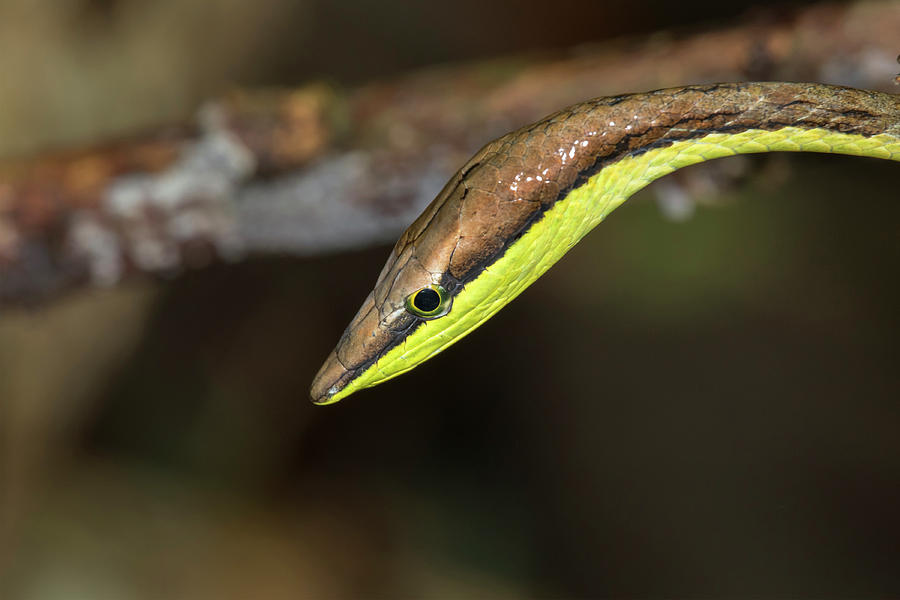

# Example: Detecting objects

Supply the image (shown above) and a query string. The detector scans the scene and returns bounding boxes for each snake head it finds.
[309,173,471,404]
[310,113,588,404]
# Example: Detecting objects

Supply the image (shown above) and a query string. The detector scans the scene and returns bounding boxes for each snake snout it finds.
[309,350,352,405]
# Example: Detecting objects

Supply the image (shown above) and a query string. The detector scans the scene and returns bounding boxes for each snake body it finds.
[311,82,900,404]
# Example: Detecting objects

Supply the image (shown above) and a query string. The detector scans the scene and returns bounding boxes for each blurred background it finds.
[1,0,899,597]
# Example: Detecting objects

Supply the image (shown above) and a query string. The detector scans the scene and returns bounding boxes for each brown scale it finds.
[312,82,900,401]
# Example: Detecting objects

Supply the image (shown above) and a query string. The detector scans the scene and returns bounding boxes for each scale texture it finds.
[311,82,900,404]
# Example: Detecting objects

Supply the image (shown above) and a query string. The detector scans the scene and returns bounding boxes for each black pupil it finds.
[414,288,441,312]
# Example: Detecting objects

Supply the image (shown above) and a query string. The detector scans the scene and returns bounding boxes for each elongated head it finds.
[309,92,636,404]
[308,117,583,404]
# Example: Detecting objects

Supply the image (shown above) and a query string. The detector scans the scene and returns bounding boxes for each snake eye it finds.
[405,284,451,319]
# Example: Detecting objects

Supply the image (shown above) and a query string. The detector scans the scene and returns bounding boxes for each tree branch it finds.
[1,0,899,305]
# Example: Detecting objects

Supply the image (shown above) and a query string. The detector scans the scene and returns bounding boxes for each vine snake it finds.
[310,82,900,405]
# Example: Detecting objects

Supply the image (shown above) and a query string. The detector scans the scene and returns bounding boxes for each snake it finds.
[310,82,900,405]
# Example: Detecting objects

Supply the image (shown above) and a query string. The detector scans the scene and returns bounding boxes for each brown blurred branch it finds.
[1,0,899,305]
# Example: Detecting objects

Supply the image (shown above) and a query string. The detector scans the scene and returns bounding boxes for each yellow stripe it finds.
[322,126,900,403]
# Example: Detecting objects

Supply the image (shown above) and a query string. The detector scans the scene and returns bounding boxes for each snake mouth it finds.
[310,289,427,404]
[309,350,356,405]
